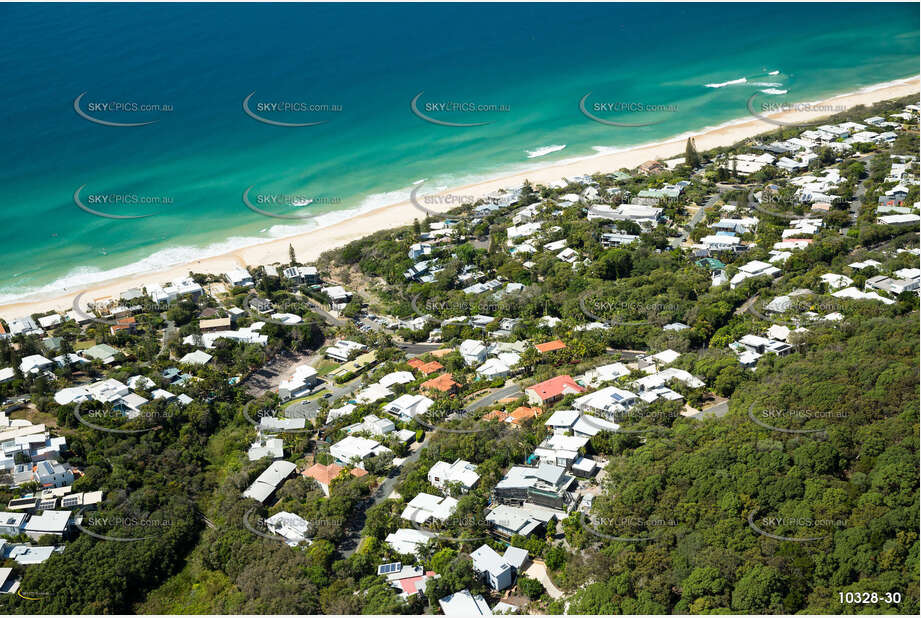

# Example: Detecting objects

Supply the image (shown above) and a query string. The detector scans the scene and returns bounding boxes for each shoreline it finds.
[1,76,918,320]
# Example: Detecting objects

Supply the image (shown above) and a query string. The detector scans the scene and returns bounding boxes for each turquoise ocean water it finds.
[0,2,917,303]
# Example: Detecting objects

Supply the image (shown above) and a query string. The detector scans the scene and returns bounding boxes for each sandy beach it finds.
[1,76,918,321]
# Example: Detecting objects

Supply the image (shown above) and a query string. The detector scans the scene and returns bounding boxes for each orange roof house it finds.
[508,406,542,426]
[109,316,136,335]
[416,360,444,375]
[421,372,459,394]
[535,340,566,354]
[483,409,510,422]
[303,463,344,496]
[407,358,425,369]
[525,375,584,405]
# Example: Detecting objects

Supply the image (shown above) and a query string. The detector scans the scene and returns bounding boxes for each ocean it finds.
[0,2,917,304]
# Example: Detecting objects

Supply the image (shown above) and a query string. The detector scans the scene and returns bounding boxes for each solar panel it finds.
[377,562,402,575]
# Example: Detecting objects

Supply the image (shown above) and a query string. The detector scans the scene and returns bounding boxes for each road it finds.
[691,400,730,420]
[465,383,523,412]
[396,341,445,356]
[339,435,431,557]
[286,376,364,419]
[670,192,719,248]
[303,296,347,328]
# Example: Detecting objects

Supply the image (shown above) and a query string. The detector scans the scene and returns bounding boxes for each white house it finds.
[401,492,458,524]
[383,394,433,421]
[326,340,367,362]
[329,435,391,467]
[459,340,488,366]
[439,589,492,617]
[19,355,53,375]
[471,544,515,591]
[225,268,254,288]
[428,459,480,493]
[278,364,319,400]
[385,528,436,556]
[264,511,311,546]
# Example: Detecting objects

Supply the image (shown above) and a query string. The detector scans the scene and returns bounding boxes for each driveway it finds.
[465,383,523,412]
[524,560,564,600]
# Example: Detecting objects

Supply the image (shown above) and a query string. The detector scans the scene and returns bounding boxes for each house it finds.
[582,362,631,387]
[525,375,584,406]
[326,340,367,362]
[242,460,297,503]
[179,350,213,365]
[485,503,560,538]
[428,459,480,493]
[535,340,566,354]
[832,287,896,305]
[400,492,458,524]
[225,268,254,288]
[7,317,43,337]
[572,386,638,417]
[302,463,357,496]
[730,260,781,289]
[320,285,352,310]
[264,511,311,546]
[282,265,319,284]
[408,358,444,375]
[247,436,284,461]
[278,364,319,400]
[355,383,393,404]
[19,355,53,375]
[0,512,27,536]
[421,373,459,395]
[383,394,434,421]
[0,567,20,595]
[380,563,437,599]
[506,406,541,427]
[329,435,391,467]
[439,589,492,617]
[348,414,396,437]
[23,510,71,541]
[534,433,588,468]
[820,273,853,290]
[378,371,415,388]
[82,343,121,364]
[31,460,74,488]
[385,528,436,556]
[877,214,920,226]
[408,242,433,260]
[459,340,488,366]
[471,544,515,591]
[494,463,574,509]
[699,234,743,253]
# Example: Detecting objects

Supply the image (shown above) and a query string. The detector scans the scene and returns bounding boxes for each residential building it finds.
[23,510,71,541]
[383,394,434,421]
[470,544,515,591]
[326,340,367,362]
[242,460,297,503]
[439,589,492,617]
[400,493,458,524]
[329,436,391,467]
[278,364,320,400]
[525,375,584,406]
[428,459,480,493]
